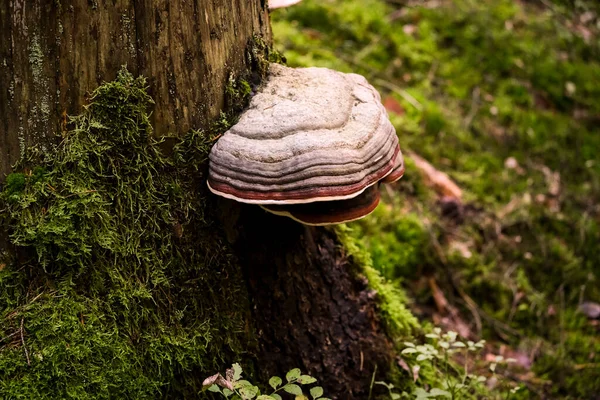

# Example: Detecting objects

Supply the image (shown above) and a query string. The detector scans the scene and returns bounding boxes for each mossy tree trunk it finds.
[0,2,394,399]
[0,0,271,178]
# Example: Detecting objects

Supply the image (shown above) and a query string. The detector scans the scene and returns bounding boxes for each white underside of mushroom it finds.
[258,205,379,226]
[207,173,383,205]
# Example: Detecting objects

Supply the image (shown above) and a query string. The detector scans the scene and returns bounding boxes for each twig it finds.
[375,79,423,111]
[0,330,20,344]
[427,60,439,83]
[463,86,481,129]
[20,318,30,366]
[360,350,364,371]
[368,364,378,400]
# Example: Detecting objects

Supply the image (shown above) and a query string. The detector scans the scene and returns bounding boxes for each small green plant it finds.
[386,328,520,399]
[203,364,330,400]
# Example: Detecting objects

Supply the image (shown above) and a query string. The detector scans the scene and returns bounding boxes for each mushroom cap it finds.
[208,64,401,205]
[261,184,381,226]
[381,151,405,184]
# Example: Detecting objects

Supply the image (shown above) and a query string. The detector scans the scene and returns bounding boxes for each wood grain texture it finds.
[0,0,271,177]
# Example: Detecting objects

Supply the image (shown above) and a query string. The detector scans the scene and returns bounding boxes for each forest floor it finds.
[272,0,600,398]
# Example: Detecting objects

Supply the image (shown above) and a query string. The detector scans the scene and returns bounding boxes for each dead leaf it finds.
[428,278,471,338]
[397,357,410,373]
[268,0,302,9]
[429,278,449,313]
[202,373,221,387]
[412,365,420,383]
[216,375,234,391]
[383,96,405,115]
[410,152,462,200]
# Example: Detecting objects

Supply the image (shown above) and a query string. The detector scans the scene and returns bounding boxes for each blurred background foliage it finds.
[272,0,599,398]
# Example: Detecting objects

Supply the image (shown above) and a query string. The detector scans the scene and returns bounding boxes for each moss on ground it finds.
[273,0,600,397]
[0,68,253,399]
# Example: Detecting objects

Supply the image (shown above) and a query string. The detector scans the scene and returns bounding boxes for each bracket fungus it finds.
[208,64,404,225]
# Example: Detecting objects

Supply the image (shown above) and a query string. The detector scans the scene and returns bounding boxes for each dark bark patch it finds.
[235,206,394,399]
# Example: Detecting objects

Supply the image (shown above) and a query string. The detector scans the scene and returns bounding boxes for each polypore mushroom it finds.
[207,64,404,225]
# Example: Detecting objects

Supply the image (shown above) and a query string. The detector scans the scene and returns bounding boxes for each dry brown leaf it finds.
[429,278,449,313]
[428,278,471,338]
[383,96,405,115]
[410,152,462,200]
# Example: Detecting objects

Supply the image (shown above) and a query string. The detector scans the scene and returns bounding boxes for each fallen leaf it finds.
[429,278,449,313]
[410,152,462,200]
[383,96,405,115]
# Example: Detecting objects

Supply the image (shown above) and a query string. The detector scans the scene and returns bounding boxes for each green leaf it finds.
[401,348,417,354]
[257,396,275,400]
[429,388,452,398]
[283,384,303,395]
[391,394,401,400]
[269,376,283,389]
[298,375,317,384]
[208,384,221,393]
[375,381,393,389]
[233,363,243,381]
[286,368,301,382]
[234,380,254,390]
[310,386,324,399]
[239,384,259,399]
[403,342,415,348]
[271,395,282,400]
[414,388,430,400]
[223,389,234,397]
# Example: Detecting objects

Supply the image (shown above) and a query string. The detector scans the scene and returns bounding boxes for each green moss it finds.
[273,0,600,396]
[0,67,253,398]
[335,225,419,339]
[3,173,26,199]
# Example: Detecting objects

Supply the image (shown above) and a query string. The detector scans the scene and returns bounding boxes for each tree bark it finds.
[0,0,271,178]
[229,205,394,398]
[0,2,394,398]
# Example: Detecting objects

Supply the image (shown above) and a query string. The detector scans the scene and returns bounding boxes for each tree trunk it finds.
[0,2,394,399]
[0,0,271,178]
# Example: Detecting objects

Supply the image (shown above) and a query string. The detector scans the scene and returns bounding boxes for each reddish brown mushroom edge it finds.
[261,185,381,226]
[207,64,405,225]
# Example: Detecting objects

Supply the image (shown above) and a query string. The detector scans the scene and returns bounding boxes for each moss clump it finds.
[0,68,252,398]
[335,225,419,340]
[3,173,26,199]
